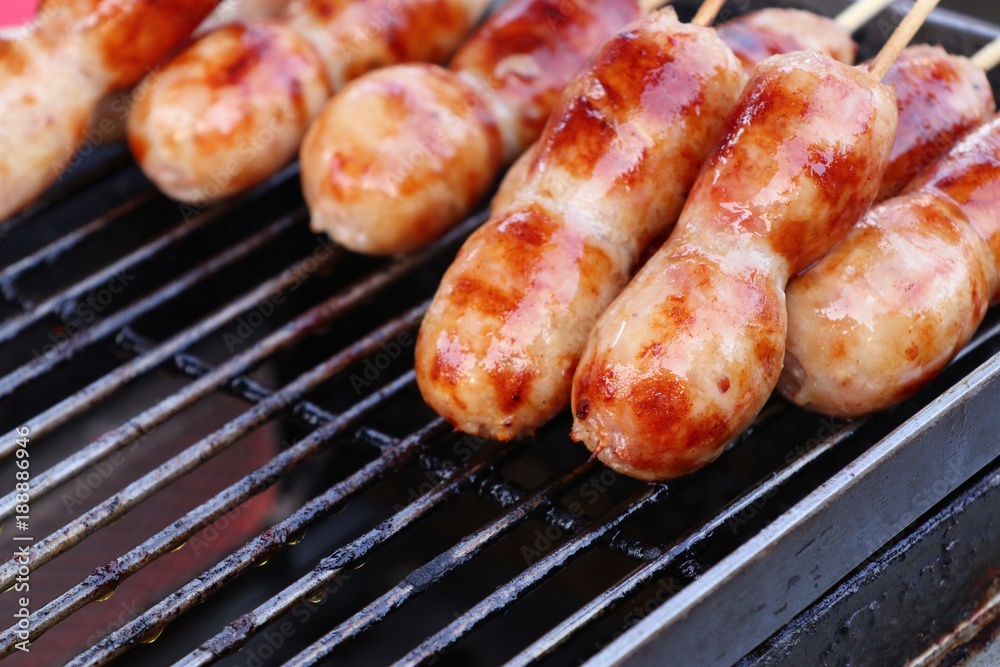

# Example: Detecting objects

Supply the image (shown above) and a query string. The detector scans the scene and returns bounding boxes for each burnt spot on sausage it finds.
[493,365,533,414]
[0,39,28,77]
[537,95,616,181]
[450,276,519,317]
[717,377,731,393]
[203,25,273,88]
[627,372,693,444]
[575,398,590,420]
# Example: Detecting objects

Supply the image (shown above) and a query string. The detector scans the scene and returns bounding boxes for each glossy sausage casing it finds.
[876,45,993,201]
[303,0,642,255]
[301,63,505,253]
[571,52,897,480]
[127,20,331,203]
[415,9,746,440]
[780,115,1000,417]
[492,6,859,213]
[715,8,855,73]
[0,0,220,221]
[128,0,487,204]
[285,0,484,91]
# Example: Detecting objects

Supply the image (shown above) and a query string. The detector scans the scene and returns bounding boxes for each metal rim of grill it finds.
[1,1,1000,666]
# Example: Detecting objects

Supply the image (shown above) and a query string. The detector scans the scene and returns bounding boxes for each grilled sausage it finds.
[715,7,855,72]
[876,45,994,200]
[415,9,747,440]
[199,0,291,33]
[492,6,858,213]
[127,0,488,204]
[0,0,220,221]
[779,114,1000,418]
[571,52,897,480]
[302,0,643,255]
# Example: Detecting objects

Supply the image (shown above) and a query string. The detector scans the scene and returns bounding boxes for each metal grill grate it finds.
[1,2,1000,666]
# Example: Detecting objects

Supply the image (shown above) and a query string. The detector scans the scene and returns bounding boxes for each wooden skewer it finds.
[640,0,895,30]
[638,0,668,15]
[971,36,1000,72]
[690,0,726,27]
[835,0,898,33]
[869,0,940,80]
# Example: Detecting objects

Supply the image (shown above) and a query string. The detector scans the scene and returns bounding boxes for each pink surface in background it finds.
[0,0,37,26]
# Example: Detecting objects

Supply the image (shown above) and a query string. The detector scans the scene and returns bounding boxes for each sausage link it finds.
[198,0,291,34]
[128,0,488,205]
[415,9,746,440]
[492,6,860,213]
[715,8,855,73]
[302,0,642,255]
[876,45,994,201]
[127,21,331,204]
[0,0,220,221]
[571,52,897,480]
[301,64,505,254]
[779,115,1000,417]
[285,0,485,91]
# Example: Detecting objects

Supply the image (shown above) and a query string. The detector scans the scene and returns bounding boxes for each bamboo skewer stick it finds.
[971,36,1000,72]
[836,0,898,33]
[869,0,940,80]
[638,0,668,16]
[690,0,727,27]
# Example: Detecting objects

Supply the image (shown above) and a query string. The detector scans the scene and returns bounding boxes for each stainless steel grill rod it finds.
[0,212,299,401]
[506,420,866,666]
[275,460,600,667]
[0,190,156,298]
[84,423,516,666]
[0,163,300,345]
[307,486,668,667]
[0,372,416,658]
[0,307,424,592]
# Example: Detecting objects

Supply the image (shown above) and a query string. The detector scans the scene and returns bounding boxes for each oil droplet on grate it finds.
[139,625,167,644]
[307,589,327,604]
[287,529,307,546]
[96,587,117,602]
[170,541,188,553]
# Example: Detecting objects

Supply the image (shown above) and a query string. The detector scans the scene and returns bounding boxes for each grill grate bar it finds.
[0,163,298,347]
[366,486,667,667]
[280,459,600,667]
[0,247,349,518]
[0,212,488,515]
[506,419,866,666]
[68,419,456,667]
[0,190,157,301]
[117,327,336,425]
[177,427,520,666]
[0,239,341,449]
[0,305,425,593]
[0,211,301,402]
[0,371,417,659]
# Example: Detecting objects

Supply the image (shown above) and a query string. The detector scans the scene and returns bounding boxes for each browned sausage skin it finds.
[780,115,1000,418]
[302,0,643,255]
[128,0,488,204]
[0,0,221,222]
[876,45,994,200]
[415,9,746,440]
[492,6,858,214]
[570,52,897,480]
